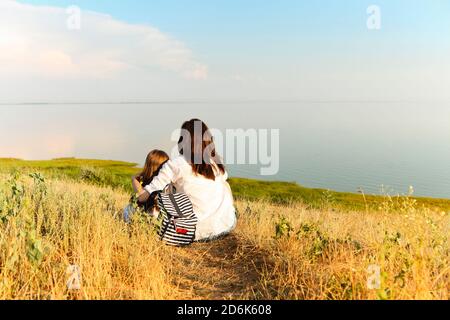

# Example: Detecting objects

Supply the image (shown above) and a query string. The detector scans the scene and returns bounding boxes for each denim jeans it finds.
[123,205,134,223]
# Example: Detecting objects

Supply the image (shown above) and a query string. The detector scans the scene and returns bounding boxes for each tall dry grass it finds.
[0,172,448,300]
[235,199,449,300]
[0,173,175,299]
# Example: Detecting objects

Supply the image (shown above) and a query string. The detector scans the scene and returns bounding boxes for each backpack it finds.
[156,185,198,246]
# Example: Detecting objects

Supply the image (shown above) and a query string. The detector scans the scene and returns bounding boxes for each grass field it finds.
[1,158,450,211]
[0,158,449,300]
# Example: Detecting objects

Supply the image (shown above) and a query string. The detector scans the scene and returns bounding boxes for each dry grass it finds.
[0,173,448,300]
[0,174,174,299]
[236,200,449,300]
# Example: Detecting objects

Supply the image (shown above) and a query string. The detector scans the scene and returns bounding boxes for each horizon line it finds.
[1,99,449,106]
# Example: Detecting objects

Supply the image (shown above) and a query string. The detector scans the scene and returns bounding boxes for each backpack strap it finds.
[168,193,184,217]
[162,183,176,194]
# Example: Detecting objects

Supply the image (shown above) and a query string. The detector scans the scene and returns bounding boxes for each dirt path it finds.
[170,233,272,300]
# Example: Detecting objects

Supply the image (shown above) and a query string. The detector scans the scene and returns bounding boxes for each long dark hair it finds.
[178,119,225,180]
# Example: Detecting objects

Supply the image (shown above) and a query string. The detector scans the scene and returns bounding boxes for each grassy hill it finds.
[0,158,137,190]
[0,159,448,300]
[1,158,450,211]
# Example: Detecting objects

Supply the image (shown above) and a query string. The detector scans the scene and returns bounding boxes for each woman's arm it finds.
[131,174,143,193]
[137,160,178,203]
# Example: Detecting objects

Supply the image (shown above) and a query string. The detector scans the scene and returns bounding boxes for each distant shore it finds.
[1,157,450,211]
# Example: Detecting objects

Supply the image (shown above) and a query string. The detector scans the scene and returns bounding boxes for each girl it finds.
[136,119,237,241]
[124,150,169,222]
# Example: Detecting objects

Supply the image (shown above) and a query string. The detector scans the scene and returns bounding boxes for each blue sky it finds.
[16,1,450,61]
[20,1,449,41]
[1,0,450,102]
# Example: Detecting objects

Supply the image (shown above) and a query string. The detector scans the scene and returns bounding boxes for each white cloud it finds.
[0,0,208,81]
[1,0,449,103]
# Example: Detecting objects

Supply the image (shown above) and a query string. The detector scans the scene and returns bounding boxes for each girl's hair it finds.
[140,150,170,186]
[178,119,225,181]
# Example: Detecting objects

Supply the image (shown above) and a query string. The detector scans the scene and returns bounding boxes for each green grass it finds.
[0,158,138,190]
[229,178,450,211]
[1,158,450,211]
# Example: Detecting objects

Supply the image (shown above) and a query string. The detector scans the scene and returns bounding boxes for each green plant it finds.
[29,172,48,210]
[23,229,47,267]
[80,167,107,185]
[0,171,25,223]
[296,223,330,257]
[321,189,336,207]
[376,271,391,300]
[274,216,293,239]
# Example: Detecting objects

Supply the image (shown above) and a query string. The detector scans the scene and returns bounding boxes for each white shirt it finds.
[144,156,237,241]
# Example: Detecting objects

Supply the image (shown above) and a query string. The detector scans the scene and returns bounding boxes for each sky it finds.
[1,0,450,197]
[1,0,450,102]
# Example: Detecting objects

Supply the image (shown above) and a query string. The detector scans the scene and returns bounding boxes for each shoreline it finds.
[1,157,450,210]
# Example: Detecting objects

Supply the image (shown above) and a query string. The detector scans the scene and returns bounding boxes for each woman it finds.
[137,119,237,241]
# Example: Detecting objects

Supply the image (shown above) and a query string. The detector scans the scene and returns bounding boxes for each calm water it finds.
[1,102,449,199]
